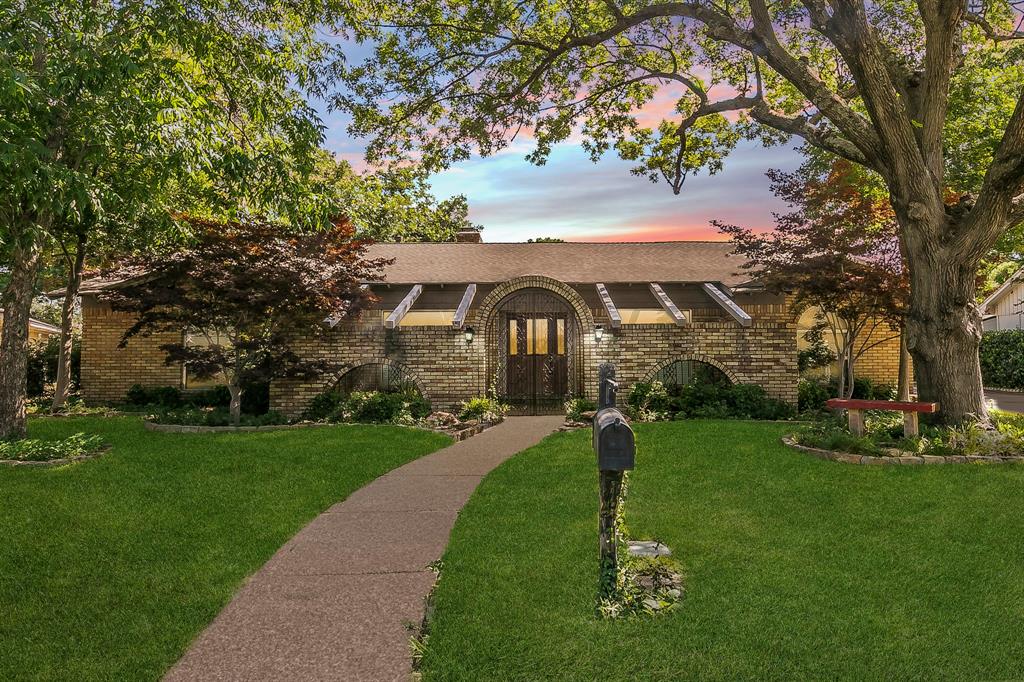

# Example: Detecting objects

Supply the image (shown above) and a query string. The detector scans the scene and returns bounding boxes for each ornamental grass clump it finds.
[0,433,104,462]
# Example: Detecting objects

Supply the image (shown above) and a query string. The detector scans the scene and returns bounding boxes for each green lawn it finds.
[0,416,449,681]
[421,420,1024,681]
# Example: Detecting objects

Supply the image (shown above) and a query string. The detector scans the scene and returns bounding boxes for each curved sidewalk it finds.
[165,415,563,682]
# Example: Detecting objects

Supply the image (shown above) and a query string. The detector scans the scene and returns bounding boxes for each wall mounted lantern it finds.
[464,326,475,344]
[595,324,604,343]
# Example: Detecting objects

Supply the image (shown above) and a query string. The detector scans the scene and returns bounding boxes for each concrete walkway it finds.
[165,416,563,682]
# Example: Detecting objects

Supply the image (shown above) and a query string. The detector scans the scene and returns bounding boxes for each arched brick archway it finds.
[475,276,595,413]
[473,275,595,330]
[643,354,742,385]
[328,359,430,401]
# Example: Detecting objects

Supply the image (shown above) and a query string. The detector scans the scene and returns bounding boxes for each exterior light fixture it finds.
[464,326,475,344]
[595,325,604,343]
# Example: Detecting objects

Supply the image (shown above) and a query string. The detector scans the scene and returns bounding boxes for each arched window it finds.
[648,359,731,389]
[332,362,421,396]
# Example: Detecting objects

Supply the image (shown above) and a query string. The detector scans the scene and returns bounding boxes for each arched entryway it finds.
[487,288,584,414]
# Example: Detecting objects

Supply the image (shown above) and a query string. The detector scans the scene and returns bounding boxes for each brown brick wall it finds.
[853,321,906,387]
[269,280,799,417]
[80,296,182,403]
[80,281,800,415]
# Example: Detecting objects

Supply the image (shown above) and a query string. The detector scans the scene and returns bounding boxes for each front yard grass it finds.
[0,416,449,681]
[421,420,1024,681]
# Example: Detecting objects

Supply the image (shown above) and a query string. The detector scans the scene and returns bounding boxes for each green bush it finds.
[302,388,431,424]
[125,382,271,415]
[26,335,81,397]
[798,379,833,413]
[148,408,287,427]
[797,377,895,414]
[626,380,795,422]
[0,432,104,462]
[301,391,347,422]
[459,396,509,422]
[980,330,1024,390]
[564,397,597,422]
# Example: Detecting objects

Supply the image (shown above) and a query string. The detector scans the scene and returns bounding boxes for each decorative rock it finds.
[627,540,672,557]
[580,410,597,420]
[642,598,662,611]
[782,437,1021,466]
[833,453,864,465]
[426,411,459,427]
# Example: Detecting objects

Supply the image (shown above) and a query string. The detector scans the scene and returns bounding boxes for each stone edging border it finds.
[782,437,1024,465]
[0,446,111,468]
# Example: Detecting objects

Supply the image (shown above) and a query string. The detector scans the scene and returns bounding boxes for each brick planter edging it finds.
[0,446,110,469]
[781,437,1024,465]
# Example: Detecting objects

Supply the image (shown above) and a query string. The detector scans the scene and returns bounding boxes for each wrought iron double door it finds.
[505,313,569,414]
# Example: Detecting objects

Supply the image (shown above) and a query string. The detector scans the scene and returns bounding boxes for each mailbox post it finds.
[593,363,635,581]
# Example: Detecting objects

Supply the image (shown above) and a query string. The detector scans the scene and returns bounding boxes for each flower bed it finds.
[786,409,1024,464]
[0,433,107,468]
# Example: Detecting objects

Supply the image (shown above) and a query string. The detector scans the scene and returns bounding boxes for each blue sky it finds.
[316,98,804,244]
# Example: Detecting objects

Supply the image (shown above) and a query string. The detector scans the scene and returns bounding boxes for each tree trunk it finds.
[897,330,911,401]
[51,233,86,412]
[902,241,987,424]
[0,230,45,440]
[228,383,242,426]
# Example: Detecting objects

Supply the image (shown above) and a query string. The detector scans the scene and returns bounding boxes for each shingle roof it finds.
[365,241,748,285]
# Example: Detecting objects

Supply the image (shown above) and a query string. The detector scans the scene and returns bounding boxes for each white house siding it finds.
[984,279,1024,332]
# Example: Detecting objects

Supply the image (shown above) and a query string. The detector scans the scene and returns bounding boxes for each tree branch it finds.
[964,9,1024,42]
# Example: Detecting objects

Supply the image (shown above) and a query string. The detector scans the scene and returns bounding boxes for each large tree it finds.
[335,0,1024,422]
[104,218,384,425]
[0,0,333,437]
[313,153,480,242]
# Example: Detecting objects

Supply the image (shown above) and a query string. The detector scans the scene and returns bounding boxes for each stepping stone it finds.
[627,540,671,557]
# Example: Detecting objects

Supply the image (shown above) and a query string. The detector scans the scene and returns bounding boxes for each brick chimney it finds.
[455,228,482,243]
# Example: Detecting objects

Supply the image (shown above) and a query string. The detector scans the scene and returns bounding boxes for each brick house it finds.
[0,309,61,345]
[74,236,808,415]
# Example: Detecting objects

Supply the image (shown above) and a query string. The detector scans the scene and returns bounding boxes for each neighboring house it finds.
[981,267,1024,332]
[0,309,61,345]
[69,236,902,416]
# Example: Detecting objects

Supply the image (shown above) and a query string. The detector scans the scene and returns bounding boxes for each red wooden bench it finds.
[825,399,940,438]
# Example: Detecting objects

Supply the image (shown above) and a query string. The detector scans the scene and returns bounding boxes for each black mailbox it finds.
[593,407,635,471]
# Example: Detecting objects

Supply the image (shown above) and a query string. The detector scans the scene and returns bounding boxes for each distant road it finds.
[985,390,1024,414]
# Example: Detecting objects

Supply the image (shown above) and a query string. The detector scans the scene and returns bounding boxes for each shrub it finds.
[459,396,509,422]
[126,382,271,415]
[564,397,597,422]
[148,408,287,427]
[980,330,1024,390]
[125,384,183,407]
[0,432,104,462]
[626,381,671,421]
[26,335,81,397]
[302,391,347,422]
[627,380,794,421]
[798,379,833,413]
[797,377,895,414]
[302,388,431,424]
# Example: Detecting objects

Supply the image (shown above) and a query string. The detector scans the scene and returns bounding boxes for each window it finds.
[508,317,567,356]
